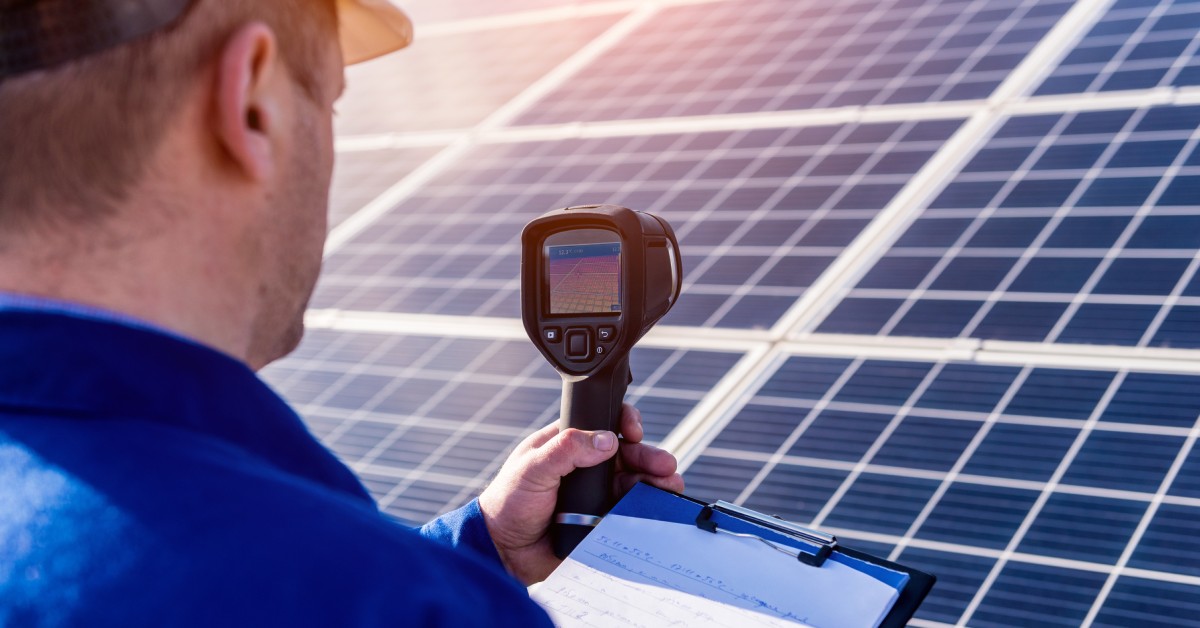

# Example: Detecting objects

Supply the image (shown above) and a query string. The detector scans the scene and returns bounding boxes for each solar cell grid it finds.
[684,354,1200,625]
[819,104,1200,347]
[822,473,941,536]
[1036,0,1200,96]
[313,118,960,329]
[969,563,1107,626]
[263,329,743,522]
[1097,577,1200,626]
[895,548,995,624]
[740,463,849,524]
[515,0,1072,125]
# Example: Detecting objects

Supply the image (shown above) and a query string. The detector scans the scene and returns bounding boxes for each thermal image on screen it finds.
[547,242,621,314]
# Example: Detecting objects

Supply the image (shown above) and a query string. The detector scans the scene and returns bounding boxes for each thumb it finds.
[530,428,619,483]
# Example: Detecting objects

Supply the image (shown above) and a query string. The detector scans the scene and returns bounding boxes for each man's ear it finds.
[214,22,283,182]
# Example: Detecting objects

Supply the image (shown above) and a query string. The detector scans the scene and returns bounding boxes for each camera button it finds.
[597,326,616,342]
[565,329,590,359]
[544,328,562,343]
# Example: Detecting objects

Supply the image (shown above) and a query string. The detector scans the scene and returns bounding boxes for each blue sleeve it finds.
[419,498,506,568]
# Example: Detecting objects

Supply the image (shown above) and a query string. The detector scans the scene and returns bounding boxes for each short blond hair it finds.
[0,0,336,226]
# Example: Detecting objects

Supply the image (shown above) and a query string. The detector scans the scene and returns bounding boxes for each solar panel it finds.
[683,354,1200,625]
[514,0,1073,126]
[313,119,960,328]
[245,0,1200,622]
[817,104,1200,347]
[262,328,745,522]
[1036,0,1200,95]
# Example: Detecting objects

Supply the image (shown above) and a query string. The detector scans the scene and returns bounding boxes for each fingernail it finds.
[593,431,616,451]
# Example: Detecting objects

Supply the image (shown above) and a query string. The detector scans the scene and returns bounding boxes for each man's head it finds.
[0,0,342,223]
[0,0,410,369]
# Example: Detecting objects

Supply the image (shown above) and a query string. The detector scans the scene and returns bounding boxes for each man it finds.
[0,0,684,624]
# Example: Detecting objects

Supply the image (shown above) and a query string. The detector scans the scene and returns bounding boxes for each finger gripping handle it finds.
[551,357,630,558]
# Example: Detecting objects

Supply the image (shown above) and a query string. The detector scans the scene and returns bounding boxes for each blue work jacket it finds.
[0,306,554,626]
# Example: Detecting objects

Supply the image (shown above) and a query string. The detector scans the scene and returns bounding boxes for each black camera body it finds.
[522,204,680,379]
[521,204,681,557]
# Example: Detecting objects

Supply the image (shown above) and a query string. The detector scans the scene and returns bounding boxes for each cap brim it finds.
[337,0,413,65]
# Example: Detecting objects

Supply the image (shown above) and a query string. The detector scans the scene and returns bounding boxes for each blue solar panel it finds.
[1098,577,1200,625]
[1132,504,1200,577]
[1018,494,1144,562]
[515,0,1072,125]
[740,464,848,524]
[971,563,1107,626]
[961,423,1077,481]
[823,474,941,535]
[916,363,1023,412]
[264,329,743,522]
[314,119,959,329]
[1036,0,1200,96]
[709,404,803,453]
[895,548,995,623]
[684,355,1200,625]
[927,484,1041,551]
[786,409,891,462]
[873,416,980,471]
[1063,431,1183,491]
[819,104,1200,347]
[680,454,764,501]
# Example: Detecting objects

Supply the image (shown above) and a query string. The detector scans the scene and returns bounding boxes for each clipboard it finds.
[603,483,936,627]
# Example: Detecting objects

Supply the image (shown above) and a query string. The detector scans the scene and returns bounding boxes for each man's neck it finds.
[0,226,258,367]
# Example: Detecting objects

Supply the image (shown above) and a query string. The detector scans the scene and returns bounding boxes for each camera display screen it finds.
[546,240,621,315]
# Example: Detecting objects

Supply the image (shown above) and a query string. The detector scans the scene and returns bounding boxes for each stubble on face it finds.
[246,40,341,370]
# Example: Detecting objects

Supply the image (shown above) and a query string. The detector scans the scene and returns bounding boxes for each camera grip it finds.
[550,356,631,558]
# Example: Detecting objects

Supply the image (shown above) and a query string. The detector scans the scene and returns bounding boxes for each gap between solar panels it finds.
[302,307,1200,477]
[304,307,772,455]
[329,85,1200,155]
[670,336,1200,468]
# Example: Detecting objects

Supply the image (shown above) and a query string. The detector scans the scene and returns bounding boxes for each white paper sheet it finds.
[531,515,899,628]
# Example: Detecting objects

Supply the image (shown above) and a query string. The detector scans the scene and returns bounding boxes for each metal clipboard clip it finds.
[694,500,838,568]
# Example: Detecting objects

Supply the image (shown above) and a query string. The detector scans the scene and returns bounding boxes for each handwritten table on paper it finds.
[531,515,899,628]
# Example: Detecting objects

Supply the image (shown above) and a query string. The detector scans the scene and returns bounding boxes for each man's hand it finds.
[477,404,685,585]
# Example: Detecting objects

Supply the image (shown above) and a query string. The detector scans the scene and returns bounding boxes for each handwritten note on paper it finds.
[531,515,899,628]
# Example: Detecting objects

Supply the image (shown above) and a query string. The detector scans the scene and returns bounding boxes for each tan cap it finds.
[337,0,413,65]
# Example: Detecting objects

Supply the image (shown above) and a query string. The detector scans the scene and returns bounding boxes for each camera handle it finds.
[551,355,631,559]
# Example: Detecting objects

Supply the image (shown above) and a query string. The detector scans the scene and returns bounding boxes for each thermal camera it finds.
[521,204,682,558]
